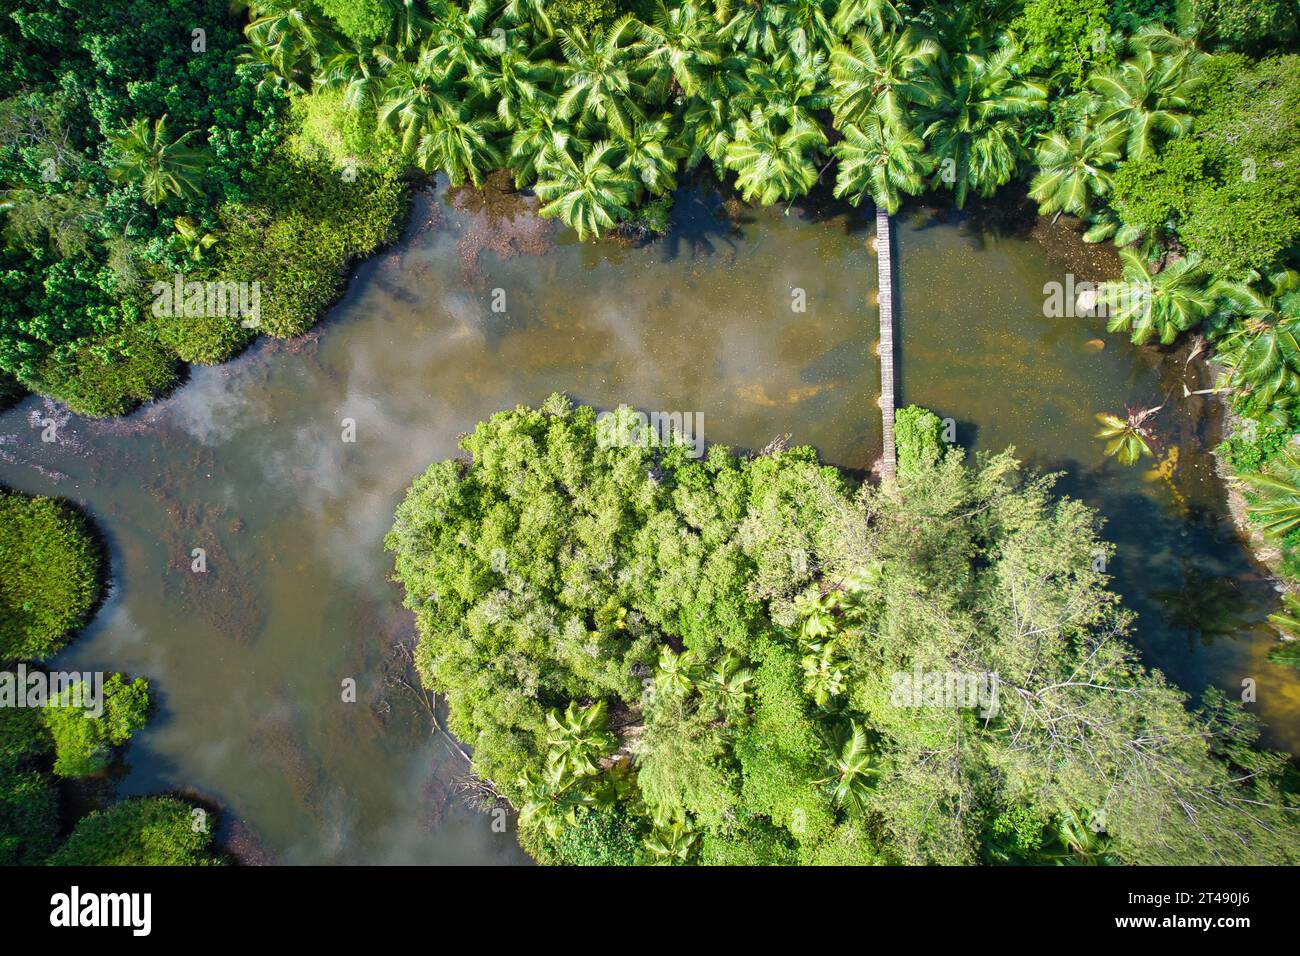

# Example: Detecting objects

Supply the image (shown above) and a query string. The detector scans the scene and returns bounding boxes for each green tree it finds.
[923,45,1048,207]
[1089,47,1199,160]
[46,796,222,865]
[42,673,149,778]
[724,108,827,206]
[0,490,103,662]
[832,113,930,213]
[534,139,636,240]
[1028,121,1124,217]
[1097,247,1214,344]
[105,116,209,207]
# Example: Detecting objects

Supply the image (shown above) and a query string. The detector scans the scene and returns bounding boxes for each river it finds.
[1,175,1294,863]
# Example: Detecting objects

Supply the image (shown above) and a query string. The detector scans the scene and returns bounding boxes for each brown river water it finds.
[1,176,1295,863]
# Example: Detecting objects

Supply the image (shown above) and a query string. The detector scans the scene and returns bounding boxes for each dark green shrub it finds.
[0,490,104,662]
[215,151,408,338]
[554,807,644,865]
[700,819,800,865]
[0,705,52,772]
[0,370,24,411]
[46,796,222,866]
[0,770,59,865]
[894,404,947,481]
[43,674,150,778]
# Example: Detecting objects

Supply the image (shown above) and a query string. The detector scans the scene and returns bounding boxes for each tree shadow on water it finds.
[658,177,747,263]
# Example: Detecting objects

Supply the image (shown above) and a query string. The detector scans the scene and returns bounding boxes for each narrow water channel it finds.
[1,177,1293,863]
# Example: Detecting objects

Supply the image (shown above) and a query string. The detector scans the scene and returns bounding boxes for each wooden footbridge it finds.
[876,206,896,486]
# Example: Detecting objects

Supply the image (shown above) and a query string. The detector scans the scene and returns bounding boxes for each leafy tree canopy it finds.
[389,398,1300,864]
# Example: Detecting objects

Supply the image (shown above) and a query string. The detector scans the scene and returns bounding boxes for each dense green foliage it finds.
[0,0,408,414]
[0,707,58,865]
[3,0,1299,859]
[389,398,1300,864]
[46,796,221,866]
[893,403,945,479]
[3,0,1297,451]
[219,0,1300,565]
[0,490,103,661]
[42,674,150,777]
[0,486,216,865]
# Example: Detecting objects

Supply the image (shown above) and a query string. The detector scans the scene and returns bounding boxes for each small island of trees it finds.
[386,397,1300,864]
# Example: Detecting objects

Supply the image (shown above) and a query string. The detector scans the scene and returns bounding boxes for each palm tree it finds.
[1028,121,1125,218]
[239,36,314,95]
[474,34,558,128]
[384,0,436,51]
[819,720,877,816]
[243,0,334,56]
[1089,47,1198,161]
[682,91,737,177]
[724,107,827,206]
[1095,405,1161,466]
[1210,269,1300,407]
[1239,446,1300,538]
[313,39,392,112]
[735,50,831,137]
[1042,808,1121,865]
[831,0,901,35]
[556,17,645,138]
[801,640,848,706]
[1080,203,1148,247]
[535,140,637,241]
[507,102,574,187]
[701,652,753,719]
[1097,248,1214,345]
[517,760,585,838]
[719,0,790,57]
[644,811,699,863]
[637,0,722,101]
[500,0,554,37]
[652,646,700,698]
[376,50,461,154]
[423,0,490,78]
[781,0,838,60]
[923,44,1047,208]
[172,216,217,262]
[544,700,614,777]
[415,105,502,185]
[617,118,684,197]
[105,116,208,206]
[1267,592,1300,640]
[833,112,929,214]
[794,589,838,644]
[829,26,938,129]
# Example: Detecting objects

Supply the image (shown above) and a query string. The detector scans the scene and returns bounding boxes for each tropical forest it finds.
[1,0,1300,878]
